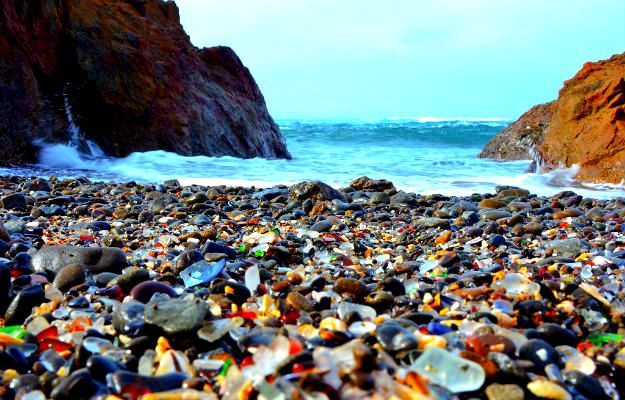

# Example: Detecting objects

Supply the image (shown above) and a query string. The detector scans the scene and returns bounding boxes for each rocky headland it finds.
[480,52,625,182]
[479,102,553,163]
[0,0,290,165]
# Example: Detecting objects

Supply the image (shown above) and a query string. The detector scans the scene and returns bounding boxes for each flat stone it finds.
[311,219,333,232]
[32,245,127,273]
[478,198,507,209]
[144,296,210,334]
[414,217,450,228]
[480,210,512,221]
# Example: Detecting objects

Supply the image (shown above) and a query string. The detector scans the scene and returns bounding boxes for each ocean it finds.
[2,118,625,198]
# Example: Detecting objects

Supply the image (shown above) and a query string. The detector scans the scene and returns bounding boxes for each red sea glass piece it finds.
[39,338,73,352]
[36,325,59,342]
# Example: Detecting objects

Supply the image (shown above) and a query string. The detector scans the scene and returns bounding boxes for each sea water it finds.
[2,118,625,199]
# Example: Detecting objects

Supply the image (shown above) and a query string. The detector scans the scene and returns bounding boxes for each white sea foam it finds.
[2,119,623,200]
[384,116,512,123]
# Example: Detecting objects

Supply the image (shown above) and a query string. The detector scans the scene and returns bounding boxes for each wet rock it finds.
[334,278,370,299]
[519,339,561,368]
[480,210,512,221]
[4,284,46,325]
[479,102,552,161]
[479,198,507,209]
[144,296,210,334]
[3,219,25,234]
[285,292,315,312]
[414,217,449,228]
[175,249,204,273]
[290,181,347,202]
[38,205,65,216]
[536,323,578,348]
[107,371,187,395]
[86,355,124,382]
[32,245,127,274]
[130,281,177,303]
[370,192,390,205]
[0,220,10,242]
[52,263,86,292]
[376,322,417,352]
[116,268,150,294]
[201,241,236,259]
[311,219,333,232]
[112,301,146,337]
[532,52,625,183]
[526,380,571,400]
[563,370,609,400]
[0,0,291,163]
[49,368,105,400]
[1,193,27,210]
[350,176,396,192]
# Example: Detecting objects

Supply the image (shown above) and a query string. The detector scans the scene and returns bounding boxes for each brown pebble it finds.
[285,292,315,312]
[334,278,370,299]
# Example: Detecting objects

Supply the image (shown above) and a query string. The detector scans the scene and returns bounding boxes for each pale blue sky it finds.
[177,0,625,120]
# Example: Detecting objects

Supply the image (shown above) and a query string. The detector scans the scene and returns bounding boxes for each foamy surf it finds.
[2,119,624,200]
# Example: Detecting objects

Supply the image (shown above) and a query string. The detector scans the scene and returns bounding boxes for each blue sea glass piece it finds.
[180,259,226,288]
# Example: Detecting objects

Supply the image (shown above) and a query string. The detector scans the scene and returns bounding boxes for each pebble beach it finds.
[1,174,625,400]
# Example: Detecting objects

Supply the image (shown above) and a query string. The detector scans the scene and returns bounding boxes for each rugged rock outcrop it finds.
[479,102,553,161]
[538,53,625,183]
[479,52,625,183]
[0,0,290,165]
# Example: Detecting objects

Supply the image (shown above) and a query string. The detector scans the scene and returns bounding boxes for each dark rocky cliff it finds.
[0,0,291,165]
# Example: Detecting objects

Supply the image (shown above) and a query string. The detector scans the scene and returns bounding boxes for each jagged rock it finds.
[350,176,396,192]
[479,102,552,162]
[480,52,625,184]
[290,181,348,202]
[0,0,290,164]
[538,53,625,183]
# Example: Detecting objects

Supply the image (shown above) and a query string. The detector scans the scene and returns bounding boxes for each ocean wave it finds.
[278,117,511,126]
[1,122,622,200]
[383,116,512,123]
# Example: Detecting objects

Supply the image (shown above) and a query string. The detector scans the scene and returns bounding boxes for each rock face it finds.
[480,52,625,183]
[0,0,290,164]
[479,102,553,161]
[538,53,625,183]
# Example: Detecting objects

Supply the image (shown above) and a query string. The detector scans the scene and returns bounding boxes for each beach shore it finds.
[0,174,623,399]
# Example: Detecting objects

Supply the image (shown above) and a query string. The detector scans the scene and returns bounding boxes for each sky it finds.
[177,0,625,120]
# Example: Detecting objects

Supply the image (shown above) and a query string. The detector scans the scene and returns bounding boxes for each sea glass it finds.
[492,273,540,296]
[180,259,226,288]
[410,347,485,393]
